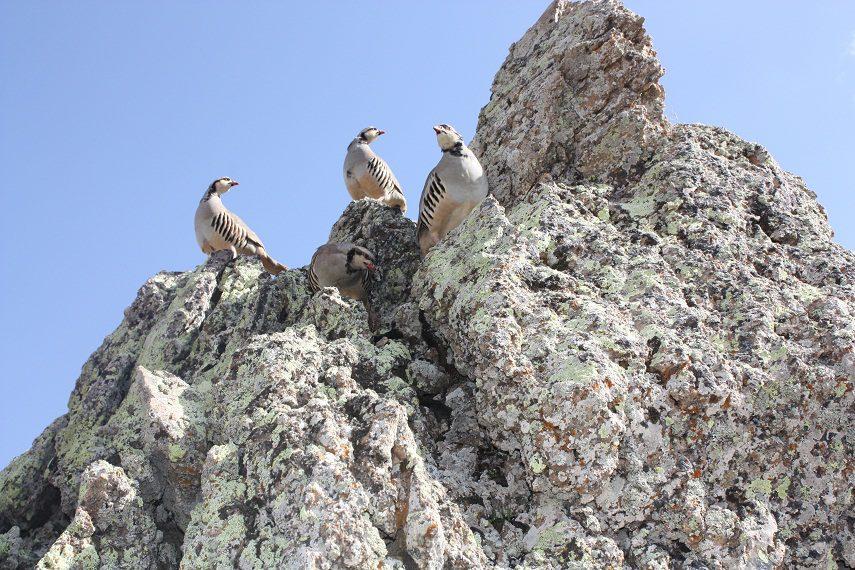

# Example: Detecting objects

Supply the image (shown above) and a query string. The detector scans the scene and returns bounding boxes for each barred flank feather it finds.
[417,172,446,238]
[211,212,248,249]
[308,265,320,292]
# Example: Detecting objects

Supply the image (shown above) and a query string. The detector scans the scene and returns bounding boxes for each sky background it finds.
[1,1,853,468]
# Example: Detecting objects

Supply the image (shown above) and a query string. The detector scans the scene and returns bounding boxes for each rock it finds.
[2,1,853,568]
[472,0,669,206]
[36,461,162,569]
[105,366,207,531]
[328,199,422,333]
[176,322,485,569]
[0,416,68,568]
[0,527,23,570]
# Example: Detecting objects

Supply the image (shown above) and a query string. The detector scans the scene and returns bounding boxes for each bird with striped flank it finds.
[194,177,287,274]
[343,127,407,212]
[417,124,488,256]
[308,242,378,301]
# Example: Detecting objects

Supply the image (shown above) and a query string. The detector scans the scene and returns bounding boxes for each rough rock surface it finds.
[471,0,669,206]
[2,1,853,568]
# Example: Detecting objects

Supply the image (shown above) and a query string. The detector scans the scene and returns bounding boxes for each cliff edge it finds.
[2,1,853,568]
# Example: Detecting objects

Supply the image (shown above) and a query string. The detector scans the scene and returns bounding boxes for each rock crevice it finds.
[2,1,853,568]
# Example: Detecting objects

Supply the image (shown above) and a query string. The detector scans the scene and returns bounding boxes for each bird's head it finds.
[433,124,464,151]
[210,177,240,195]
[346,246,378,272]
[357,126,385,144]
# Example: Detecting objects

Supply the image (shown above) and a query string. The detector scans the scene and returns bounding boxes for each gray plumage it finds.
[343,127,407,212]
[194,177,287,275]
[308,242,377,301]
[417,124,488,256]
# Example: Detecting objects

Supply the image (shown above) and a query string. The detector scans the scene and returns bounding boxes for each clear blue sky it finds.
[1,2,852,469]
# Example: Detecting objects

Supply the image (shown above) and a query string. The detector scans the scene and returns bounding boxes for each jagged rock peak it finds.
[2,1,853,569]
[472,0,670,207]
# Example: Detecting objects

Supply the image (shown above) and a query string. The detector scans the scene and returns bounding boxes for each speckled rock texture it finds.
[470,0,669,206]
[1,1,853,568]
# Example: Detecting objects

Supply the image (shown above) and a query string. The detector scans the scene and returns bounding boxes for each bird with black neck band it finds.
[194,177,287,274]
[343,126,407,212]
[416,124,489,256]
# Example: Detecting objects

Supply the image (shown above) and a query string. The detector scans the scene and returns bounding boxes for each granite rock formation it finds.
[2,1,852,568]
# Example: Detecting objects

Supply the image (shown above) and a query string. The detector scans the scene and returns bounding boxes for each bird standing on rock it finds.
[343,127,407,212]
[308,242,378,301]
[194,177,287,274]
[417,124,488,256]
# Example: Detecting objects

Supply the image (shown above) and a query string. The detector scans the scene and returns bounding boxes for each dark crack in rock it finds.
[1,1,852,569]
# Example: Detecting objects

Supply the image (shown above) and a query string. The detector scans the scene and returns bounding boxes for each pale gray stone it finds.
[1,1,852,568]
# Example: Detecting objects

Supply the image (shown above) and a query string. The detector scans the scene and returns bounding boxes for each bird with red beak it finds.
[194,177,288,274]
[308,242,379,302]
[343,126,407,212]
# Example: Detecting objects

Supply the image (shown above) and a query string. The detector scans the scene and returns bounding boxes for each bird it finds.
[194,177,287,275]
[416,124,489,256]
[308,242,378,301]
[343,127,407,212]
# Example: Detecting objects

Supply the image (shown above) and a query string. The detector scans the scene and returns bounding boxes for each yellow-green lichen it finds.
[620,194,658,219]
[168,444,187,462]
[746,478,772,499]
[775,477,791,500]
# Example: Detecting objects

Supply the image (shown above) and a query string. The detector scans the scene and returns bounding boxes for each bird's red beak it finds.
[377,130,385,136]
[433,126,441,134]
[365,262,377,271]
[230,181,240,187]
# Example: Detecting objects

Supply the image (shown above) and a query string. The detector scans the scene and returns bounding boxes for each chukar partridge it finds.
[343,127,407,212]
[308,242,377,301]
[194,177,287,274]
[416,124,488,256]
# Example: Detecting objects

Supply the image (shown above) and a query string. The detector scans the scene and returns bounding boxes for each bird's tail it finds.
[388,188,407,214]
[258,250,287,275]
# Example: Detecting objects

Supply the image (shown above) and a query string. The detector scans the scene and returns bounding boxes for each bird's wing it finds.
[417,169,447,240]
[308,246,324,292]
[309,243,349,292]
[210,209,263,249]
[364,155,404,196]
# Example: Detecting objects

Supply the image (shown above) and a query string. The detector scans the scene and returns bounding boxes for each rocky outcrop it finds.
[471,0,669,206]
[1,1,852,568]
[36,461,161,569]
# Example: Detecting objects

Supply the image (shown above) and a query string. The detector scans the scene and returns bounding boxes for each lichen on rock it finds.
[1,1,853,568]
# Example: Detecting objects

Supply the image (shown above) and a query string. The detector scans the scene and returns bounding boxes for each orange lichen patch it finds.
[174,465,202,488]
[693,469,702,479]
[395,498,409,532]
[658,361,689,384]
